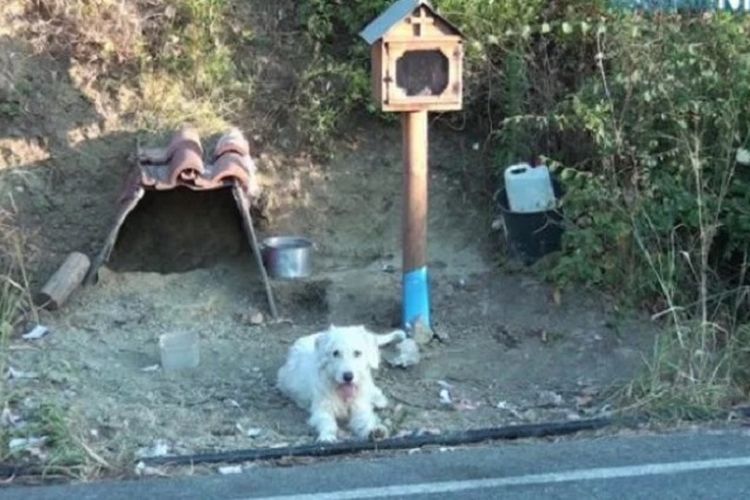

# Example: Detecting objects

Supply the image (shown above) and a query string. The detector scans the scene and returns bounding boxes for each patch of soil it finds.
[109,188,248,273]
[5,125,656,464]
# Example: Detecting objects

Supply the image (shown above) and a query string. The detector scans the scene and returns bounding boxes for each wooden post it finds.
[36,252,91,310]
[402,110,430,329]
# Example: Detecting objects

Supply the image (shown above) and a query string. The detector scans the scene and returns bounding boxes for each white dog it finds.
[277,325,405,442]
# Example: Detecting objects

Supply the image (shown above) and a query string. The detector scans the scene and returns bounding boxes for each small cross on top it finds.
[409,7,434,37]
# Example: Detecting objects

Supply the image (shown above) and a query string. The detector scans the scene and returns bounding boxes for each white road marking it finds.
[240,456,750,500]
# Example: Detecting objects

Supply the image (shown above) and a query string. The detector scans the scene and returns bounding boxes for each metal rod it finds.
[84,187,144,285]
[232,185,278,319]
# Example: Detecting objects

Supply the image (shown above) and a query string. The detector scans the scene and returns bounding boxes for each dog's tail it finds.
[375,330,406,347]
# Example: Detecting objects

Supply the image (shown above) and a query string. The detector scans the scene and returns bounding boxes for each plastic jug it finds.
[504,163,556,213]
[159,331,200,372]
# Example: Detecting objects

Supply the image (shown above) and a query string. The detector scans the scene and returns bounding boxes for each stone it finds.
[250,312,264,325]
[382,338,420,367]
[410,320,433,346]
[433,325,449,342]
[537,390,564,407]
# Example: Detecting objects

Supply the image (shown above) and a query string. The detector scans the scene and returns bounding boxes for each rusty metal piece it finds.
[86,127,277,318]
[232,183,278,319]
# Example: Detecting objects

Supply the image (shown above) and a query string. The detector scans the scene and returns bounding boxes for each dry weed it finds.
[19,0,143,65]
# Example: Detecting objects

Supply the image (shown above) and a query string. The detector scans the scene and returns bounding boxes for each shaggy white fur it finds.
[277,325,406,442]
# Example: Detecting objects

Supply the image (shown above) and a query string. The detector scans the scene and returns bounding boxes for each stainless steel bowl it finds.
[261,236,313,279]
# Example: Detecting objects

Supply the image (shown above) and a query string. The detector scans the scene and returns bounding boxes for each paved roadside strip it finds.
[244,455,750,500]
[3,429,750,499]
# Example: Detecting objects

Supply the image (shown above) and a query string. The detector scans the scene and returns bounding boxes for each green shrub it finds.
[558,13,750,304]
[548,12,750,410]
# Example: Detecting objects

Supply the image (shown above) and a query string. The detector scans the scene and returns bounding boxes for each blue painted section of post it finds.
[403,266,430,328]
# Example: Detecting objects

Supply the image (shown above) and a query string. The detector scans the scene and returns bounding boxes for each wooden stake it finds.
[402,110,430,328]
[36,252,91,310]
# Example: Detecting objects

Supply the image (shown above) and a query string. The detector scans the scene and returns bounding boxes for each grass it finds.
[616,195,750,419]
[0,209,27,463]
[622,326,739,420]
[132,71,232,135]
[0,209,109,479]
[13,0,248,134]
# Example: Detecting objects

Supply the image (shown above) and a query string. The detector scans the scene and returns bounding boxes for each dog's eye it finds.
[332,350,340,357]
[353,350,362,358]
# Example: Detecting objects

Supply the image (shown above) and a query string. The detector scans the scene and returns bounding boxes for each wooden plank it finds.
[384,101,462,113]
[36,252,91,310]
[371,41,384,105]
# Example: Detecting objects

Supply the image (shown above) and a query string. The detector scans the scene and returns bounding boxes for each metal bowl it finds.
[261,236,313,279]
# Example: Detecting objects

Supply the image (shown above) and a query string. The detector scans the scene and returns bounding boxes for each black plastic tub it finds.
[497,180,564,265]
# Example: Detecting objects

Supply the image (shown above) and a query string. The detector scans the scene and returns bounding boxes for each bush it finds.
[525,11,750,410]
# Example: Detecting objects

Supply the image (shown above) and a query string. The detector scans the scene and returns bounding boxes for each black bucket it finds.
[497,180,564,265]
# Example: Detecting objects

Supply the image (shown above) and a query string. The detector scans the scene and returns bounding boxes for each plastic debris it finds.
[6,367,39,380]
[236,421,262,438]
[22,325,50,340]
[9,436,46,452]
[454,399,480,411]
[495,400,524,419]
[135,439,170,459]
[250,312,264,325]
[1,407,24,428]
[439,389,452,405]
[218,465,243,475]
[135,461,163,476]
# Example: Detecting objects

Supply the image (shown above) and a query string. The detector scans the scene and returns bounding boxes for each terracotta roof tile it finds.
[130,126,258,196]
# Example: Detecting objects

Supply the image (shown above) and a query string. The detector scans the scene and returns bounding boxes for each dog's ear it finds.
[315,332,331,369]
[364,330,381,371]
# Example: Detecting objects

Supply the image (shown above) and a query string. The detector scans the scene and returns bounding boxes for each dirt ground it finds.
[3,120,657,461]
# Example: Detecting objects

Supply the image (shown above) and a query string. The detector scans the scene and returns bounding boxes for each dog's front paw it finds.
[316,433,338,443]
[369,424,388,441]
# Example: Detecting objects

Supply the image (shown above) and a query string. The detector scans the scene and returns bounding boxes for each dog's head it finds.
[315,325,380,402]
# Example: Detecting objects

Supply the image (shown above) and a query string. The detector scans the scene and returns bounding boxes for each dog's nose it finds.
[343,371,354,383]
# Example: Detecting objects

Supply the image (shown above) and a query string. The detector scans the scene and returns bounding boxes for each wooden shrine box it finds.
[360,0,464,112]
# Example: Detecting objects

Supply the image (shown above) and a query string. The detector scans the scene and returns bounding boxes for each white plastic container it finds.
[504,163,556,213]
[159,331,200,372]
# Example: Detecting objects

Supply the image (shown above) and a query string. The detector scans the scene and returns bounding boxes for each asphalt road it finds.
[3,429,750,499]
